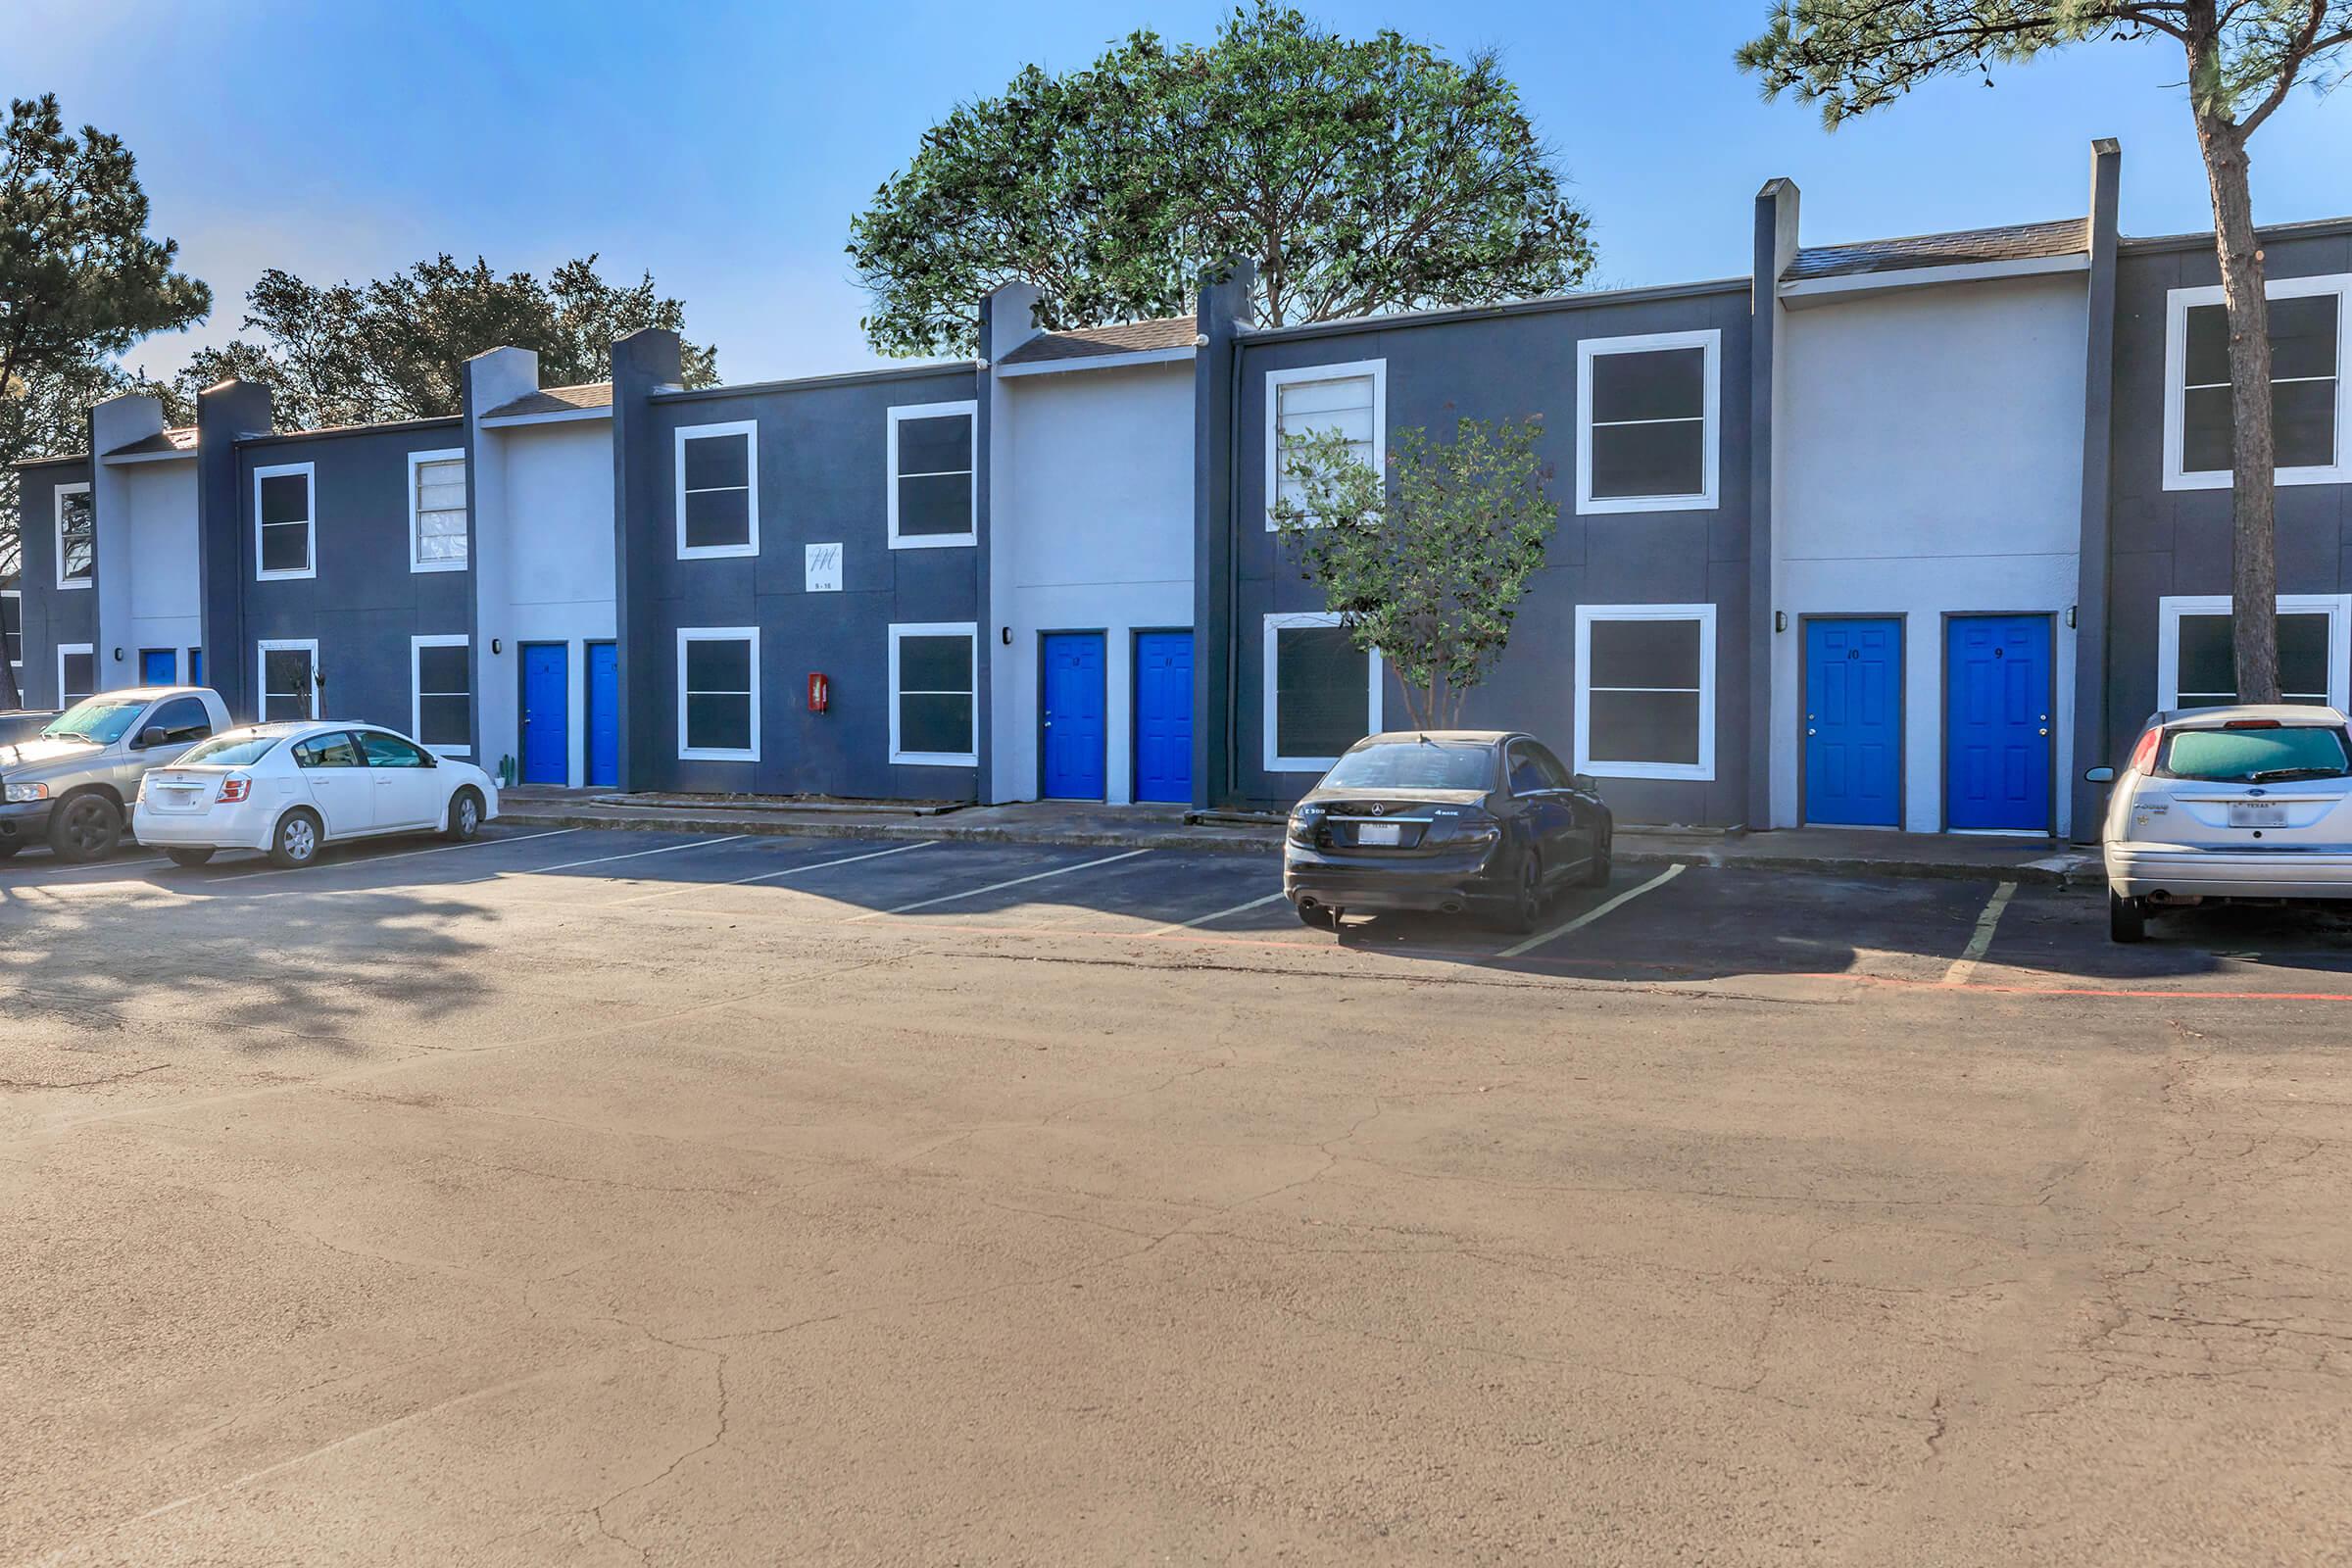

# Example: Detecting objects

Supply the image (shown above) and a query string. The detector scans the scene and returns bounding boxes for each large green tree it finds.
[179,254,718,430]
[0,93,208,709]
[849,3,1594,357]
[1740,1,2352,706]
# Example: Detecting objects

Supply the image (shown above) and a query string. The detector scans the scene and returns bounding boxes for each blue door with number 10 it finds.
[1041,633,1105,800]
[1804,618,1902,826]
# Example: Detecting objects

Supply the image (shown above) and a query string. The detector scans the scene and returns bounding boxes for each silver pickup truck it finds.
[0,687,233,862]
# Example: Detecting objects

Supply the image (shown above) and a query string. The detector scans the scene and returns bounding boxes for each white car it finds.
[131,720,500,870]
[2087,704,2352,943]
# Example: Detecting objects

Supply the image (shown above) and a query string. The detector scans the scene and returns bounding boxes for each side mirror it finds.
[2082,766,2115,784]
[137,726,171,750]
[1572,773,1600,794]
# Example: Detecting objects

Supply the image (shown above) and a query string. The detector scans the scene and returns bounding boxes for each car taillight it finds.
[217,775,251,804]
[2129,728,2160,773]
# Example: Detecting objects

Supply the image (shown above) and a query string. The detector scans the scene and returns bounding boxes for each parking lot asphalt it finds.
[5,827,2350,1564]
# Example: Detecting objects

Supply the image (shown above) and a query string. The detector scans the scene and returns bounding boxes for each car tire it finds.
[47,790,122,863]
[1581,827,1613,888]
[165,847,217,869]
[1493,850,1545,934]
[2109,890,2148,945]
[269,809,323,870]
[443,786,484,843]
[1296,902,1340,931]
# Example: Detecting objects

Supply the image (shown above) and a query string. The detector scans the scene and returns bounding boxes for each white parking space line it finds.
[209,828,583,883]
[1494,862,1686,960]
[1142,890,1287,937]
[516,835,750,877]
[12,855,166,878]
[847,848,1152,922]
[1941,881,2017,987]
[610,839,937,905]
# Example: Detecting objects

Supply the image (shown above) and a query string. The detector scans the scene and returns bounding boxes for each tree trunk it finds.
[2192,103,2280,706]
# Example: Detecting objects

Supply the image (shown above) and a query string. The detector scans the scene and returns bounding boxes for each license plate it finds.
[1356,821,1402,846]
[2229,802,2288,828]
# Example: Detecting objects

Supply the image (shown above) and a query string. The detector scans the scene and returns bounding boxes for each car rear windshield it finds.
[1321,742,1494,791]
[40,698,148,746]
[178,732,284,767]
[2159,724,2352,783]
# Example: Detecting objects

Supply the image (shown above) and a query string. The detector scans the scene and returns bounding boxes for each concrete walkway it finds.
[495,787,2103,886]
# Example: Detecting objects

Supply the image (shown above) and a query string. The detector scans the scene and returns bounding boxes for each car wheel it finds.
[443,786,484,843]
[1296,902,1340,931]
[1493,850,1545,934]
[165,847,217,869]
[270,809,323,870]
[47,791,122,863]
[2109,890,2148,945]
[1580,827,1613,888]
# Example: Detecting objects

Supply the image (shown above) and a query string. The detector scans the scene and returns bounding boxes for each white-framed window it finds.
[677,627,760,760]
[2156,594,2351,710]
[888,622,978,765]
[1574,604,1716,781]
[57,643,95,709]
[1262,611,1383,772]
[54,482,93,589]
[2165,273,2349,490]
[2,588,21,671]
[676,421,759,559]
[1576,329,1721,515]
[887,402,977,549]
[1264,361,1386,528]
[259,639,320,722]
[411,634,472,757]
[408,449,468,571]
[254,463,317,581]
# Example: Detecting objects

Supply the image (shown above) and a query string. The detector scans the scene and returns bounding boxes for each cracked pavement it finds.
[3,828,2349,1564]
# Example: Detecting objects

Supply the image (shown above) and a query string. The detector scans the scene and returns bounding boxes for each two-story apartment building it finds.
[12,138,2348,845]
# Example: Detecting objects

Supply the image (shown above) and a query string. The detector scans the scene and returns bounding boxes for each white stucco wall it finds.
[988,361,1196,804]
[473,416,616,785]
[1772,273,2087,834]
[122,462,202,681]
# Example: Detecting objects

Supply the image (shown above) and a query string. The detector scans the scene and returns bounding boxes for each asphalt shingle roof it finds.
[1784,218,2088,282]
[483,382,613,419]
[998,317,1199,367]
[103,426,199,458]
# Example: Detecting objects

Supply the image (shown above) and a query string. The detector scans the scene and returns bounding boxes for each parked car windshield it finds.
[40,698,149,746]
[178,732,285,767]
[1322,742,1494,792]
[2160,725,2352,783]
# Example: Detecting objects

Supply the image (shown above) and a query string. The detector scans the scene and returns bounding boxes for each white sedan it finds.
[132,720,500,870]
[2088,704,2352,943]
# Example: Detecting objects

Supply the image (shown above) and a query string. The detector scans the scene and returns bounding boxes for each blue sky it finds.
[12,0,2349,385]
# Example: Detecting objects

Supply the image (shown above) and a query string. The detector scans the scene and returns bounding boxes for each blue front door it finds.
[140,650,176,685]
[1804,618,1902,826]
[1946,614,2052,832]
[1041,632,1106,800]
[587,643,619,789]
[520,644,568,785]
[1133,631,1194,804]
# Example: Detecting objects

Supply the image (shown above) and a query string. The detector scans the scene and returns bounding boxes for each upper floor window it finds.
[409,450,468,571]
[676,421,759,559]
[888,402,977,548]
[254,463,317,580]
[1576,330,1720,514]
[55,483,93,589]
[1265,361,1385,528]
[2165,274,2349,490]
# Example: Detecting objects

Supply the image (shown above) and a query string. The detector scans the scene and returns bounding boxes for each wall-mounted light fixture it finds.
[1773,611,1787,634]
[112,647,123,662]
[2065,606,2078,628]
[1002,626,1012,646]
[491,638,502,655]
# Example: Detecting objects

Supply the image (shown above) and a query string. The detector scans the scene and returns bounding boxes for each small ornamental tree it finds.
[1271,416,1557,730]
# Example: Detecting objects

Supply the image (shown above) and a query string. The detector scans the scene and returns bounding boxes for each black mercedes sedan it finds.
[1282,730,1613,933]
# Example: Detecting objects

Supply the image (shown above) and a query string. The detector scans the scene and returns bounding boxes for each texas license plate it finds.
[1357,822,1402,846]
[2229,802,2288,828]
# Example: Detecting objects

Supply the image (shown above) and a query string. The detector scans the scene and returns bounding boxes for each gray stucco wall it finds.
[626,366,984,800]
[14,460,97,708]
[1225,285,1755,823]
[231,419,473,731]
[2104,224,2352,750]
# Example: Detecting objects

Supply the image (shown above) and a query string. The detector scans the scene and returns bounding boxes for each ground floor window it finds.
[58,644,94,709]
[412,635,472,757]
[2,590,21,672]
[1574,605,1715,780]
[677,628,760,761]
[2156,594,2350,710]
[1263,612,1381,772]
[260,640,319,722]
[890,623,978,765]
